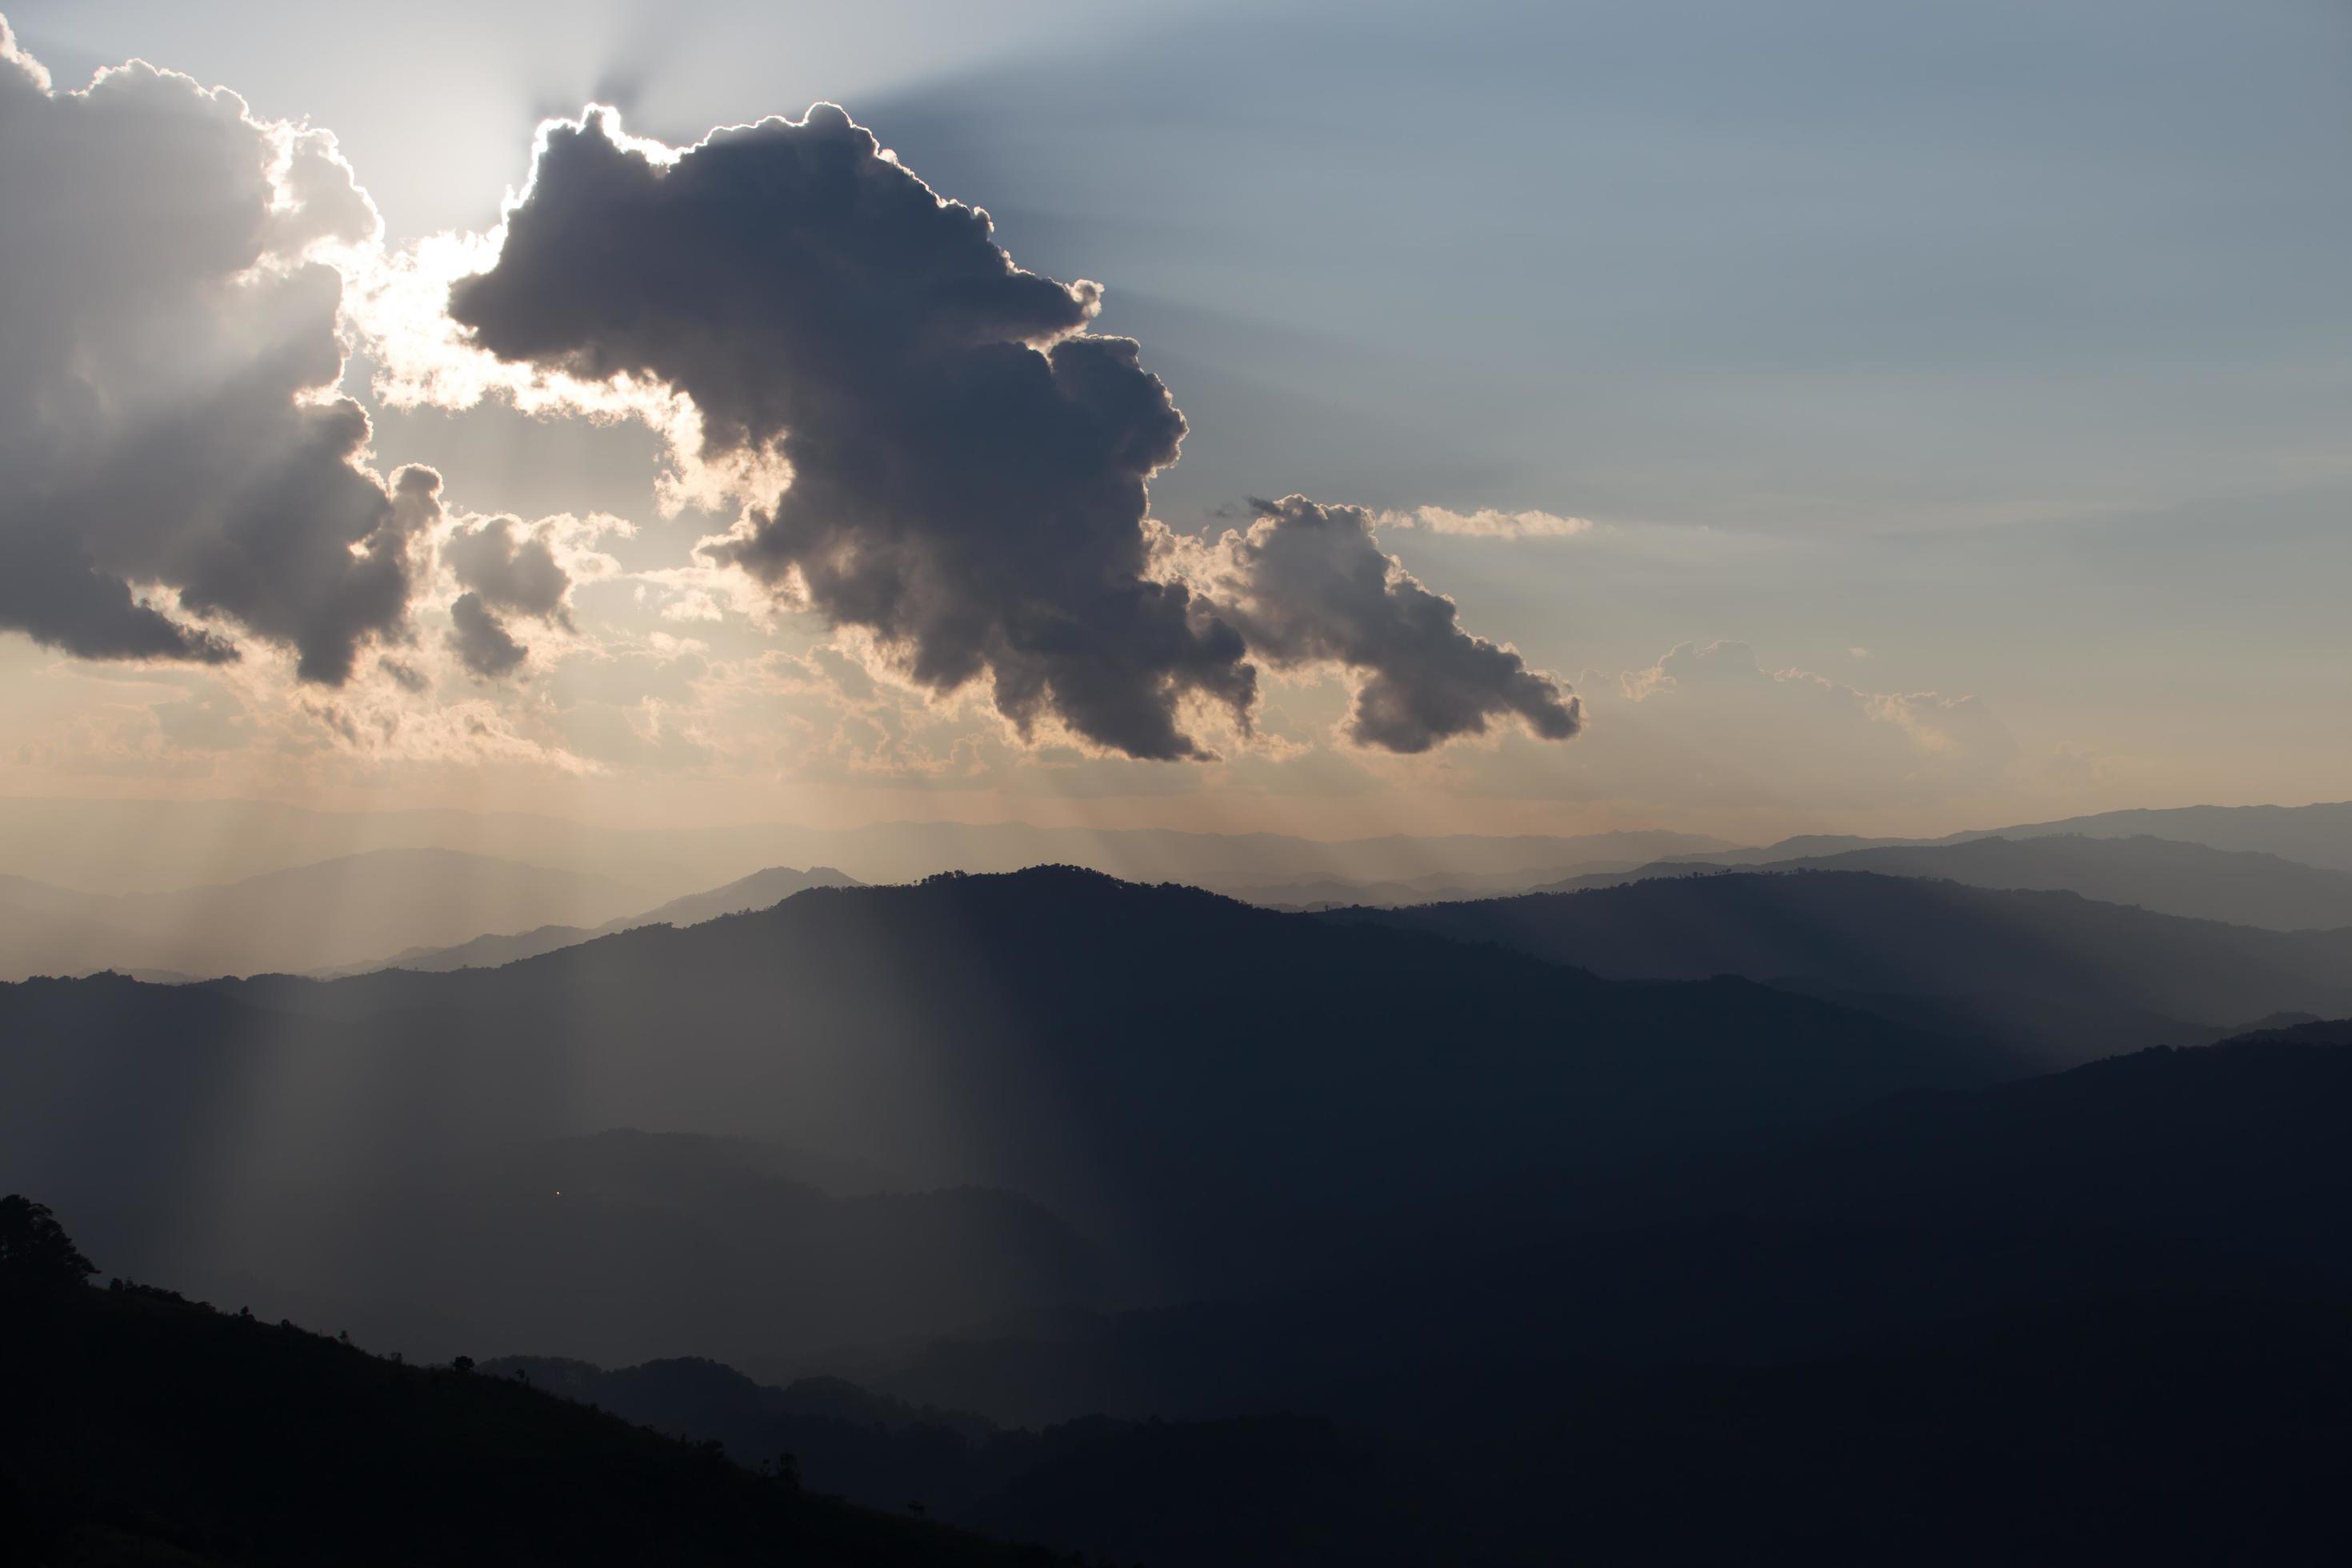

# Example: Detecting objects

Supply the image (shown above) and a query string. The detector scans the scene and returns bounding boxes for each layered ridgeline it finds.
[1335,870,2352,1066]
[1532,832,2352,931]
[0,794,1732,904]
[2,869,1992,1372]
[316,864,865,977]
[1624,799,2352,874]
[0,849,656,982]
[0,855,858,982]
[11,877,2352,1562]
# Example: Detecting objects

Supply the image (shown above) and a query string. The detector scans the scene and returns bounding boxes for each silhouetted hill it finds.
[1342,871,2352,1065]
[0,1252,1069,1566]
[1551,832,2352,930]
[2,870,1990,1366]
[326,863,864,975]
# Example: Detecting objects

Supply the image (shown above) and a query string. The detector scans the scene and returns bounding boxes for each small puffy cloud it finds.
[436,510,629,678]
[447,592,528,678]
[444,515,574,626]
[0,24,440,683]
[1379,506,1594,540]
[441,513,569,676]
[1165,496,1582,754]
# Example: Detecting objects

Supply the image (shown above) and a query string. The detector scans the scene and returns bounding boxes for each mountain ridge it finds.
[320,863,866,976]
[1550,832,2352,930]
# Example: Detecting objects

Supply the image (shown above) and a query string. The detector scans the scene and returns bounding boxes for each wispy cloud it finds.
[1378,506,1594,540]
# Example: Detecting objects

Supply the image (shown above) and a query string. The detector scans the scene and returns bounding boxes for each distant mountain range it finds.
[17,860,2352,1563]
[2,868,1994,1364]
[0,848,654,981]
[1640,800,2352,873]
[13,862,2352,1406]
[1956,800,2352,870]
[319,864,864,976]
[1538,832,2352,930]
[9,794,2352,982]
[0,794,1736,898]
[1338,870,2352,1066]
[11,793,2349,900]
[1229,861,1646,910]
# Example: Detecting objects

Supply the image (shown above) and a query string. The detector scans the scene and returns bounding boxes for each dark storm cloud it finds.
[1208,497,1582,753]
[444,99,1251,762]
[0,23,436,683]
[448,102,1578,758]
[450,104,1251,758]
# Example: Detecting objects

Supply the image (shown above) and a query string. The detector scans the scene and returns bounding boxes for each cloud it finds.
[441,103,1578,762]
[447,591,530,678]
[441,104,1248,759]
[444,515,575,625]
[0,24,441,683]
[1165,496,1581,754]
[438,510,597,675]
[1379,506,1594,540]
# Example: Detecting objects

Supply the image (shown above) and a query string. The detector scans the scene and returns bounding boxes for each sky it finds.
[0,0,2345,844]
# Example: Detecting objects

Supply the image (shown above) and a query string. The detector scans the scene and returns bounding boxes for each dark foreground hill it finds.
[19,1228,2340,1567]
[2,869,1994,1366]
[0,1246,1066,1566]
[1343,870,2352,1065]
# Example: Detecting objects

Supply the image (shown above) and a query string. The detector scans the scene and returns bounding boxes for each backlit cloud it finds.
[435,104,1578,760]
[0,22,440,684]
[1161,497,1582,753]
